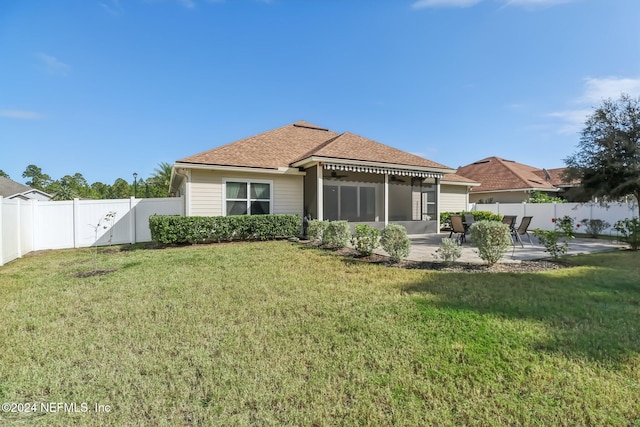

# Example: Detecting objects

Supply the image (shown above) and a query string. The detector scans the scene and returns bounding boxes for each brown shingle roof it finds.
[178,121,339,169]
[532,167,579,187]
[456,157,557,193]
[440,173,478,184]
[178,121,453,171]
[0,176,34,197]
[301,132,451,169]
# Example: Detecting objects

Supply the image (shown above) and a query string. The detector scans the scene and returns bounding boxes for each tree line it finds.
[0,163,172,200]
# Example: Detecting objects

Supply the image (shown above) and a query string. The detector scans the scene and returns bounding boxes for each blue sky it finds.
[1,0,639,186]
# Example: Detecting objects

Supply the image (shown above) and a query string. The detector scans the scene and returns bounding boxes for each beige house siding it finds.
[440,184,469,212]
[469,191,528,204]
[189,169,303,217]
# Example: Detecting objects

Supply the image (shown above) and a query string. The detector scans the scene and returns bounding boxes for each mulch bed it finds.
[308,243,568,273]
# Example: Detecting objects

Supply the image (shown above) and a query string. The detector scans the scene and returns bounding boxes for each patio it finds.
[377,234,624,264]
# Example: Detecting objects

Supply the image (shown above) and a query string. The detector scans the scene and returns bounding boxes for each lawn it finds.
[0,241,639,426]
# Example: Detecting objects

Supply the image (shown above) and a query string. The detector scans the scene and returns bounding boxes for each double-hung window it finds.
[224,180,272,215]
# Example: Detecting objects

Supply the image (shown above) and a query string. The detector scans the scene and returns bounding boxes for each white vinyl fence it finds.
[0,196,184,266]
[470,201,637,234]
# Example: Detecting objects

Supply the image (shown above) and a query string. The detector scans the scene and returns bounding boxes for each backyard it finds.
[0,241,638,426]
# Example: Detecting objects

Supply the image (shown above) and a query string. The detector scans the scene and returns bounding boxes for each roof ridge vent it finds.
[293,123,329,131]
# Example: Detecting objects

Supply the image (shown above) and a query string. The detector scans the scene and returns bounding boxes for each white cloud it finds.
[36,53,70,76]
[548,76,640,134]
[579,76,640,104]
[0,110,45,120]
[100,0,121,16]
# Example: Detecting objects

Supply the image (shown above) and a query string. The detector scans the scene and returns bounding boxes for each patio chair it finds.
[501,215,517,231]
[449,214,466,244]
[512,216,534,247]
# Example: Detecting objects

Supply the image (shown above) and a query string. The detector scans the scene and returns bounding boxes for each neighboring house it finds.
[0,176,52,201]
[456,156,580,203]
[169,121,478,233]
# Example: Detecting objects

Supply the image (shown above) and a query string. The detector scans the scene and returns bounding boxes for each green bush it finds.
[614,217,640,250]
[307,220,329,243]
[380,224,411,262]
[323,221,351,248]
[433,237,462,266]
[149,214,300,244]
[469,220,512,266]
[440,211,501,230]
[533,216,576,259]
[351,224,380,256]
[580,218,611,237]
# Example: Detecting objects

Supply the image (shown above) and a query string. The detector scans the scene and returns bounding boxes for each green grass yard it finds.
[0,241,639,426]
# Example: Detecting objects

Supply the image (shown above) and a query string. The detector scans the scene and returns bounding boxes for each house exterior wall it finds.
[440,184,469,212]
[469,190,529,204]
[189,169,304,217]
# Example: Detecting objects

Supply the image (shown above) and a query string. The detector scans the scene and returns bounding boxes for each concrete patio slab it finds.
[374,233,624,264]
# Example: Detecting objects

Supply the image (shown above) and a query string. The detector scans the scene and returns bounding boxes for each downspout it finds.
[173,168,191,217]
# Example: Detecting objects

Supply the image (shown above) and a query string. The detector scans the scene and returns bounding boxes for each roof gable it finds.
[300,132,450,170]
[178,121,339,169]
[456,157,557,192]
[0,176,35,197]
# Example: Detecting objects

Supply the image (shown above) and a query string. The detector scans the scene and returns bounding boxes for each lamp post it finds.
[133,172,138,198]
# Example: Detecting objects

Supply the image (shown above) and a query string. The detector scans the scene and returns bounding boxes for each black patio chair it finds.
[463,214,475,234]
[512,216,534,247]
[449,214,466,245]
[501,215,517,231]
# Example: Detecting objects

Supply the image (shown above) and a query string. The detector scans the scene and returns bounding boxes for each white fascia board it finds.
[291,156,455,174]
[441,180,481,187]
[472,187,560,194]
[173,162,306,176]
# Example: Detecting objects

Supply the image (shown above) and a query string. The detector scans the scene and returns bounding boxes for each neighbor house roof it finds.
[440,173,480,186]
[178,121,453,172]
[456,157,559,193]
[0,176,52,200]
[532,167,580,188]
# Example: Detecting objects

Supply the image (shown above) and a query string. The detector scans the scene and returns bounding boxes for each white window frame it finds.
[222,178,273,216]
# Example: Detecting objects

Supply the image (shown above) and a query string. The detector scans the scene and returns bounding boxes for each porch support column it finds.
[317,164,323,221]
[435,177,441,234]
[384,173,389,226]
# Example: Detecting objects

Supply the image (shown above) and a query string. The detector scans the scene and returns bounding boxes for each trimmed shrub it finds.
[533,216,576,259]
[580,218,611,237]
[433,237,462,266]
[469,220,512,266]
[351,224,380,256]
[440,211,501,230]
[149,214,300,245]
[614,217,640,250]
[323,221,351,248]
[380,224,411,262]
[307,220,329,243]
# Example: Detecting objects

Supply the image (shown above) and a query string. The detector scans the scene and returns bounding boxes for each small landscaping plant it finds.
[614,217,640,250]
[351,224,380,256]
[580,218,611,238]
[307,220,329,243]
[380,224,411,262]
[433,237,462,266]
[323,221,351,248]
[533,216,576,259]
[469,220,512,266]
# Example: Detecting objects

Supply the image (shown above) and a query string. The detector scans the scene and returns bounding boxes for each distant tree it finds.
[91,182,111,199]
[109,178,131,199]
[22,164,52,191]
[148,162,172,197]
[565,94,640,217]
[0,170,9,179]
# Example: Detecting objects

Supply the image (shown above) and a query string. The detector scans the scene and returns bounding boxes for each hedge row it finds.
[149,214,300,244]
